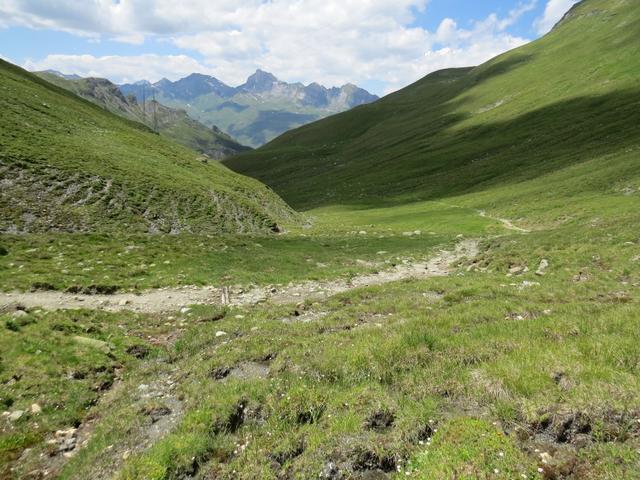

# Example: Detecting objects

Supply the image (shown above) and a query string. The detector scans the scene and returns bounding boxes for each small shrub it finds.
[5,319,19,332]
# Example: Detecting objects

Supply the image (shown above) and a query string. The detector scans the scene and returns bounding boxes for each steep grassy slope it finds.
[34,72,251,160]
[226,0,640,212]
[0,60,295,234]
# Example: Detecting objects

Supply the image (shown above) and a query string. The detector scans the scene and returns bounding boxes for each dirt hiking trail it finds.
[436,201,531,233]
[0,240,479,313]
[477,210,530,233]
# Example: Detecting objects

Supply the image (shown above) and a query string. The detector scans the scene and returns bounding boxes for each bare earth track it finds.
[0,240,479,313]
[477,210,530,233]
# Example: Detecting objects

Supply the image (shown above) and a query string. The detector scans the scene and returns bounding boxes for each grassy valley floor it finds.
[1,193,639,479]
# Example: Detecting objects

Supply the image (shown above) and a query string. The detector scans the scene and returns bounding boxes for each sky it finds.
[0,0,580,96]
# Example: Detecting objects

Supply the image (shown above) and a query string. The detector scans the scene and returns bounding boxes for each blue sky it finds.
[0,0,578,95]
[415,0,543,34]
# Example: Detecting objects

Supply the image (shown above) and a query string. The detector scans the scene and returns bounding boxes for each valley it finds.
[3,190,639,479]
[120,71,378,148]
[1,0,639,479]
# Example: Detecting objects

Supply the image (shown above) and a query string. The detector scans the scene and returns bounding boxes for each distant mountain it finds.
[119,70,378,147]
[152,73,236,100]
[35,72,250,160]
[41,69,82,80]
[239,69,280,94]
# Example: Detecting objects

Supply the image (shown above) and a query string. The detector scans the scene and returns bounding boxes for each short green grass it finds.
[0,203,491,292]
[0,308,167,476]
[0,60,294,234]
[2,1,640,479]
[4,197,638,479]
[409,418,538,479]
[36,205,635,479]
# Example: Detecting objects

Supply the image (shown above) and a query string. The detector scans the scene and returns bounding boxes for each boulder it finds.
[8,410,24,422]
[73,336,112,354]
[536,259,549,276]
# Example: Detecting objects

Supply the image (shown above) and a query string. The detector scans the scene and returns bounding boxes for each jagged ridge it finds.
[119,70,379,147]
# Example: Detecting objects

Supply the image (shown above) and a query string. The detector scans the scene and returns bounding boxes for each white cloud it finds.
[394,15,530,95]
[3,0,537,94]
[23,54,214,84]
[500,1,538,30]
[113,33,146,46]
[534,0,580,34]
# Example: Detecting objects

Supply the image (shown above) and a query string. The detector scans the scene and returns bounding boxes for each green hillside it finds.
[35,72,251,160]
[0,60,295,234]
[226,0,640,213]
[3,1,640,479]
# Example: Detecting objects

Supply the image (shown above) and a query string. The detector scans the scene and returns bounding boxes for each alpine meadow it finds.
[1,0,639,479]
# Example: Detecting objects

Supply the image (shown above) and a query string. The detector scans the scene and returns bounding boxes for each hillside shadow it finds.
[282,54,535,149]
[291,87,640,210]
[469,53,535,86]
[421,88,640,202]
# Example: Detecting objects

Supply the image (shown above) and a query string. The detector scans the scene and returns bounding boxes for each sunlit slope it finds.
[0,60,296,234]
[226,0,640,211]
[35,72,251,160]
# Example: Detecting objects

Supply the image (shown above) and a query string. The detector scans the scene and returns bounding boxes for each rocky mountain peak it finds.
[241,69,280,93]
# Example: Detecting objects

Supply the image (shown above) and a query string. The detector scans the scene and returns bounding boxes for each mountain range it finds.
[35,71,250,159]
[119,70,378,147]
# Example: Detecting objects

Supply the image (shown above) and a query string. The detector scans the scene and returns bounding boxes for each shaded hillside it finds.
[0,60,296,234]
[35,72,250,160]
[226,0,640,211]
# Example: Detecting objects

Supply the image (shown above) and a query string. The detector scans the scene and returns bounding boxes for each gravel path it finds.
[477,210,530,233]
[0,240,479,313]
